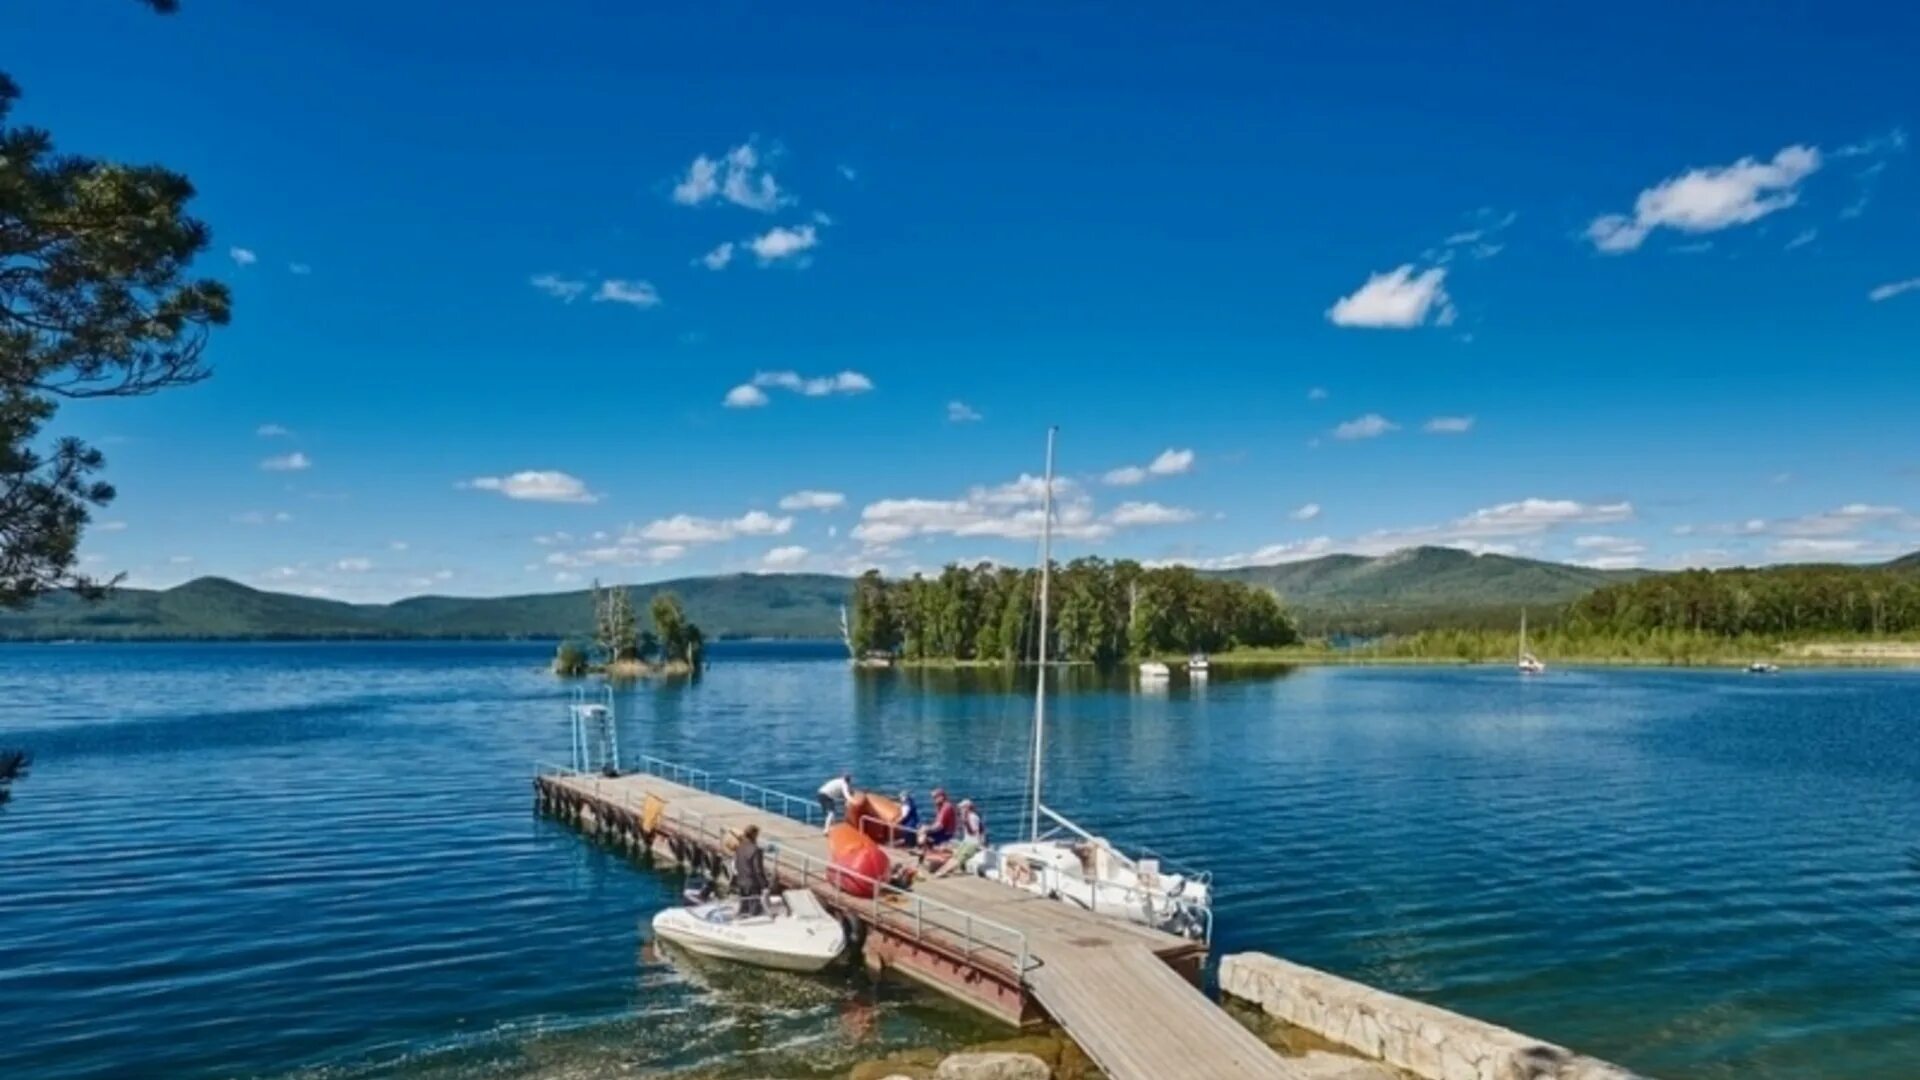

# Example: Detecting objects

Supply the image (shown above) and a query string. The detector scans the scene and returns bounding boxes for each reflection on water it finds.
[2,641,1918,1079]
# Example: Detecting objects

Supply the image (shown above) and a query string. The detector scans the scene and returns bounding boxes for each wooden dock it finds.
[536,764,1299,1080]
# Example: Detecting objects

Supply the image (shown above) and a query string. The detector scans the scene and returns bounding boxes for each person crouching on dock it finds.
[817,772,854,832]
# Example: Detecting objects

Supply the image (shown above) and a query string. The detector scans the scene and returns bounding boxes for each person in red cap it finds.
[917,787,957,851]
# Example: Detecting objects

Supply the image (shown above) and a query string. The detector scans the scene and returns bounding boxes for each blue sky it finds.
[11,2,1920,600]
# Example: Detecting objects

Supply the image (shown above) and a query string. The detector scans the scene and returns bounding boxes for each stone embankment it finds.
[1221,953,1644,1080]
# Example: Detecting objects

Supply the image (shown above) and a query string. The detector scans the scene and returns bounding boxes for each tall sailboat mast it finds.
[1029,427,1057,843]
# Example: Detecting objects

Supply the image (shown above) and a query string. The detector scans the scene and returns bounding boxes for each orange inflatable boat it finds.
[826,822,891,899]
[846,792,907,846]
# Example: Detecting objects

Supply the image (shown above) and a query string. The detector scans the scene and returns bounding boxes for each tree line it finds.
[1566,566,1920,637]
[850,558,1298,664]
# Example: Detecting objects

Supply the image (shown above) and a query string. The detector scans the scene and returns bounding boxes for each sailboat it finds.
[1517,609,1546,675]
[964,429,1215,942]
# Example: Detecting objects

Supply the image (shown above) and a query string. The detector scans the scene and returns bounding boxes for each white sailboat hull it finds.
[970,839,1212,940]
[650,890,847,973]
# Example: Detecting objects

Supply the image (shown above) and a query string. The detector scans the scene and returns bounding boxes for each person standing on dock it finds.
[732,824,769,917]
[816,772,855,831]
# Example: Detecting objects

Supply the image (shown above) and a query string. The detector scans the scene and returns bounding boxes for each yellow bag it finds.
[641,794,666,834]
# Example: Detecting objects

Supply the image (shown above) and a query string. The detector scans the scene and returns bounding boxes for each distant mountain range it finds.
[2,546,1914,641]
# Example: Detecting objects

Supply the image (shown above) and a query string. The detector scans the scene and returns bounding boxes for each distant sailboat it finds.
[1517,609,1546,675]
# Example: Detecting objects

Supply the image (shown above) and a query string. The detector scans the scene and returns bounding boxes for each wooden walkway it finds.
[537,767,1298,1080]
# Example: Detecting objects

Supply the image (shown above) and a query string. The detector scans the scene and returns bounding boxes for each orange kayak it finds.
[826,822,891,899]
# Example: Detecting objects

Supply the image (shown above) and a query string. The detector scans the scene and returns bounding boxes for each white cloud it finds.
[335,557,374,573]
[260,451,311,472]
[545,542,686,570]
[288,262,311,275]
[256,423,292,438]
[778,490,845,512]
[748,223,818,264]
[1175,497,1635,570]
[947,400,983,423]
[1327,265,1453,329]
[229,246,258,266]
[762,544,809,569]
[636,510,793,544]
[838,164,858,181]
[530,273,586,302]
[1768,503,1904,537]
[853,474,1107,546]
[1107,501,1197,526]
[672,154,720,205]
[593,279,661,308]
[1333,413,1398,440]
[462,470,599,504]
[1586,145,1821,254]
[1868,277,1920,302]
[1104,447,1195,486]
[232,510,293,526]
[1573,555,1644,570]
[1149,448,1194,476]
[1423,416,1475,434]
[1291,503,1322,521]
[389,540,410,552]
[1785,228,1818,251]
[1573,534,1646,553]
[724,384,770,408]
[553,570,582,585]
[168,554,194,565]
[1307,387,1328,401]
[700,242,735,271]
[730,369,872,407]
[1769,538,1873,560]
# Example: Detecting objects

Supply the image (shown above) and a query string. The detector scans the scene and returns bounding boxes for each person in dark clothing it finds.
[733,824,770,917]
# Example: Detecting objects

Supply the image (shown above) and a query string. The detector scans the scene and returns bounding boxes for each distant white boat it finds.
[1748,661,1780,675]
[1187,653,1210,674]
[1517,609,1546,675]
[1138,660,1171,679]
[650,889,846,973]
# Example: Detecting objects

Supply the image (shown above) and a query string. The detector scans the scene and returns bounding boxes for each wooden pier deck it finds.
[536,766,1298,1080]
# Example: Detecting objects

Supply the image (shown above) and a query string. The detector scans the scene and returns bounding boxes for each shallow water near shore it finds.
[3,641,1918,1078]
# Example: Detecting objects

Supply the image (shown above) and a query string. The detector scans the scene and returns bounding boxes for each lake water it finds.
[2,642,1917,1079]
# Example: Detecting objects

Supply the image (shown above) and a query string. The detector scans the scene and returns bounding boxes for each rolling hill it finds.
[0,573,853,641]
[3,548,1912,641]
[1211,546,1645,617]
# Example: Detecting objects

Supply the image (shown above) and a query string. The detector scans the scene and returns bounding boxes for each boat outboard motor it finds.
[682,874,716,906]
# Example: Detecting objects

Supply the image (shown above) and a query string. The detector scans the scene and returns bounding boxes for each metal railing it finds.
[638,755,713,791]
[545,770,1032,977]
[725,778,823,826]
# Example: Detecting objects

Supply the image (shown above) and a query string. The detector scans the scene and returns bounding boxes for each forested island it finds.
[552,584,704,676]
[848,559,1298,664]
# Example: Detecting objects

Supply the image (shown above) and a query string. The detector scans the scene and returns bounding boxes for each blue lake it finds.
[2,641,1917,1078]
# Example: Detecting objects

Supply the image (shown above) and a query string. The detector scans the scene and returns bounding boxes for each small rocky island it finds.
[552,581,704,678]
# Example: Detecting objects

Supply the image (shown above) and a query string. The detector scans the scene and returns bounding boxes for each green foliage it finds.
[1,63,231,608]
[551,639,589,676]
[1568,565,1920,637]
[649,592,703,665]
[855,557,1298,664]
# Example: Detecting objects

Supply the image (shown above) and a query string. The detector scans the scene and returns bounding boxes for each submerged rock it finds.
[935,1050,1051,1080]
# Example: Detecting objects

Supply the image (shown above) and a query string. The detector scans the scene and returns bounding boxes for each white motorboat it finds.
[1748,661,1780,674]
[1187,653,1210,674]
[650,888,846,973]
[971,429,1216,943]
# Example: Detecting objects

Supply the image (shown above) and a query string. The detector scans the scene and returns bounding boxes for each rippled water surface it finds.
[3,642,1918,1079]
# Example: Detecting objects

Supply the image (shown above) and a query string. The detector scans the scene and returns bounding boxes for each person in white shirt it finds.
[816,773,854,830]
